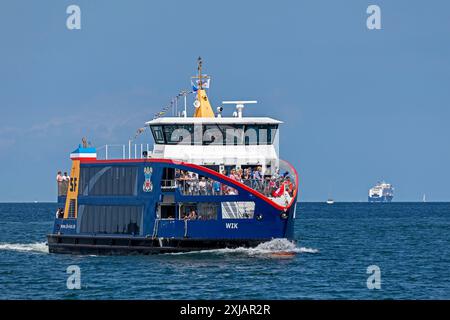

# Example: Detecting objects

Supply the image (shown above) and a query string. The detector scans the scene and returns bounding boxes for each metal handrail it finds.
[174,176,296,198]
[96,143,152,160]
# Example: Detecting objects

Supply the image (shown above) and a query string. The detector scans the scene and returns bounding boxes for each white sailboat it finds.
[326,184,334,204]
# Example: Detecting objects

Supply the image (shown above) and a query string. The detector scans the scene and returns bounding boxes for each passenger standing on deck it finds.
[56,171,64,196]
[273,168,280,180]
[179,171,187,194]
[63,172,70,181]
[284,176,294,196]
[242,168,251,187]
[63,172,70,195]
[237,168,243,182]
[55,208,64,218]
[221,170,228,194]
[229,169,238,181]
[206,178,213,195]
[213,180,221,195]
[198,177,207,195]
[269,177,277,196]
[264,176,272,196]
[186,172,194,195]
[243,168,250,179]
[188,209,198,220]
[228,169,239,195]
[253,166,263,191]
[192,172,199,195]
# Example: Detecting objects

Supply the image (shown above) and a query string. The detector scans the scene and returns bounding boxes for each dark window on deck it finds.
[161,168,176,189]
[79,166,138,196]
[178,203,218,220]
[158,204,176,219]
[78,205,143,235]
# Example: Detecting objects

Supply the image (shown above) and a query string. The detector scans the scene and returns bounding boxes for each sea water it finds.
[0,202,449,299]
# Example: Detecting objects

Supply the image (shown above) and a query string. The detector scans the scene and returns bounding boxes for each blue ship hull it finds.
[368,195,393,203]
[48,158,298,255]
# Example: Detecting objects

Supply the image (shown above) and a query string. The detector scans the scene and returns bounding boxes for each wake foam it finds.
[0,242,48,254]
[0,239,318,256]
[167,238,318,257]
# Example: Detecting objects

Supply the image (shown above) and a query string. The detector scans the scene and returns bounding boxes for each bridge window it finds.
[244,124,278,145]
[149,124,277,145]
[150,125,165,144]
[163,124,194,145]
[221,201,255,219]
[78,205,143,235]
[203,124,224,145]
[203,124,245,146]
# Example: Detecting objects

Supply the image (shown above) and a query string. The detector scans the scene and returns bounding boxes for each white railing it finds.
[96,142,152,160]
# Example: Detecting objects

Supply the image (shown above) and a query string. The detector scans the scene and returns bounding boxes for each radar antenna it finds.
[222,101,258,118]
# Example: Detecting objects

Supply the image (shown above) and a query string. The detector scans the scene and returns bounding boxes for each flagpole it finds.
[184,94,187,117]
[175,97,178,116]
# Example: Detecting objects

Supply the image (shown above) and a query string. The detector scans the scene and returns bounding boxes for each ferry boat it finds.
[47,58,299,255]
[368,181,393,202]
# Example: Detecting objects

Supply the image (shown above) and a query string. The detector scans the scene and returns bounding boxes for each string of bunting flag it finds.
[152,89,195,120]
[134,88,196,142]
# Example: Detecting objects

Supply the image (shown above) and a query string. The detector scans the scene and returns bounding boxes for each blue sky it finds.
[1,0,449,202]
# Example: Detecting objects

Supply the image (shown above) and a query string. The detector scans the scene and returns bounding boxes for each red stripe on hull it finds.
[80,158,298,211]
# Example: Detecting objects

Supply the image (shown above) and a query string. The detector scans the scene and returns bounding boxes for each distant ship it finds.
[326,199,334,204]
[368,181,394,202]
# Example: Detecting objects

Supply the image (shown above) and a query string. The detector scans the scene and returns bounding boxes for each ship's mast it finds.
[193,57,214,118]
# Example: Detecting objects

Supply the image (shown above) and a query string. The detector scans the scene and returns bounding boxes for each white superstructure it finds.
[146,117,282,172]
[368,181,394,202]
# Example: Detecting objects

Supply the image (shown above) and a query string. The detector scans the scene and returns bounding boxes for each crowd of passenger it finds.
[175,166,295,198]
[56,171,71,196]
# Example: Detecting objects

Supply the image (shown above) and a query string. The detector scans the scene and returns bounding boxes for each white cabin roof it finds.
[146,117,283,125]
